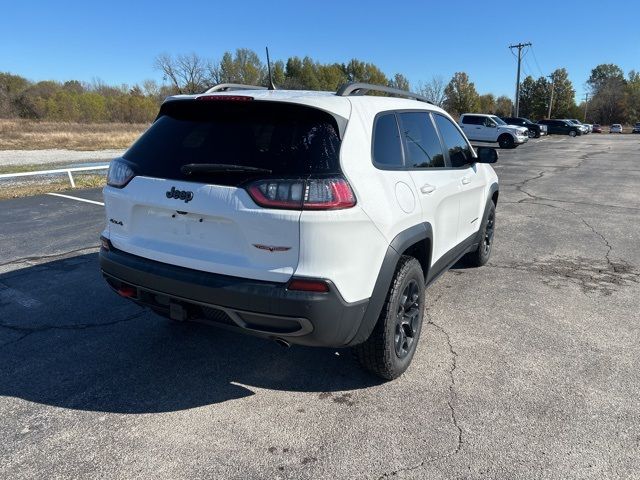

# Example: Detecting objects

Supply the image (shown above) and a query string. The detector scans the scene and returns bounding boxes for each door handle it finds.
[420,184,437,194]
[461,176,471,185]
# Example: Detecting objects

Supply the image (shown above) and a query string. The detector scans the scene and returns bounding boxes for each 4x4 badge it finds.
[166,186,193,203]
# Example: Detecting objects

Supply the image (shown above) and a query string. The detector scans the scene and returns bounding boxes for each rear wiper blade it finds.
[181,163,272,175]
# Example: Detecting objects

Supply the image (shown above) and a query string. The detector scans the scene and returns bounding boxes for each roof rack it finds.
[336,82,433,104]
[204,83,268,93]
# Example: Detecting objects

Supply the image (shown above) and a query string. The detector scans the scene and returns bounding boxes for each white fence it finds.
[0,165,109,188]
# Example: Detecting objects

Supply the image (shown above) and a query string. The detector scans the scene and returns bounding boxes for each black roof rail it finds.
[336,82,433,104]
[204,83,268,93]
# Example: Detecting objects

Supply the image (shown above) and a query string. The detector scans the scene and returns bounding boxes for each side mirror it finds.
[475,146,498,164]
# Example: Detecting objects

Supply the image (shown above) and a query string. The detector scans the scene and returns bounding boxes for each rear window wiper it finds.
[181,163,272,175]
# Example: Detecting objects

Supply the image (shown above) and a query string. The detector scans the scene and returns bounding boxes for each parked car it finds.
[99,82,500,380]
[500,117,548,138]
[459,113,529,148]
[538,119,582,137]
[632,122,640,134]
[610,124,623,133]
[592,124,602,133]
[566,119,589,134]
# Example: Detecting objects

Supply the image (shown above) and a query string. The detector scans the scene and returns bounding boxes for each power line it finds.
[509,42,532,116]
[529,46,545,78]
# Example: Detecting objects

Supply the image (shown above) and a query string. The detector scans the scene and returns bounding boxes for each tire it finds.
[498,134,515,149]
[528,130,536,139]
[353,256,425,380]
[569,130,577,137]
[463,201,496,267]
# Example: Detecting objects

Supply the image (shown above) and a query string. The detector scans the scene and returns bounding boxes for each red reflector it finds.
[196,95,253,101]
[117,285,137,298]
[287,279,330,293]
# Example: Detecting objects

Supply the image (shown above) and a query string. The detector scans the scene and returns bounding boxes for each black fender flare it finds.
[347,223,433,346]
[488,182,499,205]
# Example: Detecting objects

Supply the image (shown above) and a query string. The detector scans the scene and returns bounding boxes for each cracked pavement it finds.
[1,135,639,479]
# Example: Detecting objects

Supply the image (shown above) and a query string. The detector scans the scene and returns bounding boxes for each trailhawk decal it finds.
[253,244,292,252]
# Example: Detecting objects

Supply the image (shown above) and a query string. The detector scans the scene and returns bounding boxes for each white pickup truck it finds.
[459,113,529,148]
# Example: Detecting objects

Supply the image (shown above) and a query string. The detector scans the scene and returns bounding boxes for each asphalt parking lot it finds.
[1,135,639,479]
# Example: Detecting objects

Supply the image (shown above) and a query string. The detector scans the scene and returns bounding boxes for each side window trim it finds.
[371,111,406,170]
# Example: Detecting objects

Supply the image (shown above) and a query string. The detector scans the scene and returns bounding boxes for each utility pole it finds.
[547,74,555,119]
[583,93,589,122]
[509,42,532,117]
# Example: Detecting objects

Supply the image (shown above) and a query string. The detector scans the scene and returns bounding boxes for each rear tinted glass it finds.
[123,100,342,184]
[373,113,404,168]
[398,112,445,168]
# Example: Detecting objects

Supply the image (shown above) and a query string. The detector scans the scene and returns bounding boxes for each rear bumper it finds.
[99,243,369,347]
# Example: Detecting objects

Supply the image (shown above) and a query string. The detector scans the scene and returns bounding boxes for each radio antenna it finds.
[265,47,276,90]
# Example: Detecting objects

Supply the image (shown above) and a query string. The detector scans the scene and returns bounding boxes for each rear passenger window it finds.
[398,112,445,168]
[434,114,473,168]
[373,114,403,167]
[462,115,483,125]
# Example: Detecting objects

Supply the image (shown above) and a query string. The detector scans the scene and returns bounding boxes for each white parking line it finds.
[47,192,105,206]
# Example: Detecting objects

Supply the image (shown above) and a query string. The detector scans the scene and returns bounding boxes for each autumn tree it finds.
[417,76,446,107]
[443,72,480,116]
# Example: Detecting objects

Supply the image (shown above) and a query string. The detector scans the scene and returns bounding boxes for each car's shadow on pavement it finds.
[0,253,382,414]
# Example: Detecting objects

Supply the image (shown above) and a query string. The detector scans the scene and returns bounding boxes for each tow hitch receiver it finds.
[169,302,189,322]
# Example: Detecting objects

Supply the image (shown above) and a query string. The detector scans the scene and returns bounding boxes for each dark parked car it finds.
[592,124,602,133]
[537,119,582,137]
[632,122,640,134]
[501,117,547,138]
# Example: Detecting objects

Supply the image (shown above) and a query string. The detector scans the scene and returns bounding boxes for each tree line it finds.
[0,48,637,124]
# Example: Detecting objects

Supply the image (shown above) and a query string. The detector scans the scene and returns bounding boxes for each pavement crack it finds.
[0,310,146,347]
[377,316,463,479]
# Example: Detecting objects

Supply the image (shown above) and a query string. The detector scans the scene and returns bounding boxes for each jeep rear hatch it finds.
[104,99,348,282]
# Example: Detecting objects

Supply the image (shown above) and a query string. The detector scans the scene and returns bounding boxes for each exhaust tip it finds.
[274,337,291,348]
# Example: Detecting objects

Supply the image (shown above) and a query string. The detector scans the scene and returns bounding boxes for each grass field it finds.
[0,119,148,150]
[0,174,106,200]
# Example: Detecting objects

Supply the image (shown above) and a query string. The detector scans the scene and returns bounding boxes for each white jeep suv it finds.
[100,83,499,379]
[459,113,529,148]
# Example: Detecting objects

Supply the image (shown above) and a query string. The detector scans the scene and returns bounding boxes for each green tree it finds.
[443,72,480,116]
[548,68,576,118]
[389,73,410,91]
[625,70,640,123]
[495,96,513,117]
[587,64,625,95]
[478,93,496,113]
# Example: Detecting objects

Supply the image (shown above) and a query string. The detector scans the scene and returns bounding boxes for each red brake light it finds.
[116,285,137,298]
[287,278,330,293]
[196,95,253,101]
[246,177,356,210]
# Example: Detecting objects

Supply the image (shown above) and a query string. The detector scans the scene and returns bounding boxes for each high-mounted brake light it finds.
[196,95,254,101]
[246,177,356,211]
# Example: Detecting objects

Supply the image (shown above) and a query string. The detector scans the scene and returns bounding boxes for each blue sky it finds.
[2,1,638,101]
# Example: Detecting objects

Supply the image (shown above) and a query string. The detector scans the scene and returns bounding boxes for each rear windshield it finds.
[123,100,342,185]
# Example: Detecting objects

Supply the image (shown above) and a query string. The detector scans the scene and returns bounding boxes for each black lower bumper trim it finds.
[100,246,369,347]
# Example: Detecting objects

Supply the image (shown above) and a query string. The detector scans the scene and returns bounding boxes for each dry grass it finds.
[0,174,106,200]
[0,119,148,150]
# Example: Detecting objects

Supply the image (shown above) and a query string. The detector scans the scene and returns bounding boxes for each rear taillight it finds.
[107,158,135,188]
[246,177,356,210]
